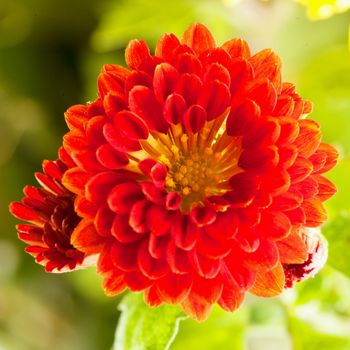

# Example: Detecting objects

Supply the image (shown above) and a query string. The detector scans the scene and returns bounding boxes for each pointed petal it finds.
[182,23,216,55]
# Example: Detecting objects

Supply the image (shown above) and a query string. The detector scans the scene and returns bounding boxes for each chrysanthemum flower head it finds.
[12,23,338,321]
[9,148,96,272]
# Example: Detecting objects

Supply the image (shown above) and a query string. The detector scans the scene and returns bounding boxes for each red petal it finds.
[129,86,169,133]
[94,205,115,237]
[113,110,149,140]
[111,214,141,243]
[218,262,245,312]
[190,250,222,278]
[198,80,230,121]
[302,198,327,227]
[290,177,318,200]
[222,38,250,59]
[182,23,216,55]
[155,33,181,61]
[172,215,200,250]
[234,227,260,253]
[166,241,191,274]
[42,160,63,180]
[250,263,285,297]
[205,210,238,240]
[183,105,206,133]
[150,163,167,188]
[110,240,139,271]
[309,150,327,173]
[314,175,337,201]
[181,294,213,322]
[98,66,129,99]
[75,196,98,219]
[204,63,231,86]
[124,271,152,291]
[134,161,153,179]
[166,192,182,210]
[137,240,168,279]
[64,104,88,131]
[270,191,303,211]
[259,211,292,240]
[102,272,126,296]
[196,231,232,259]
[172,53,202,75]
[9,202,40,222]
[125,39,150,70]
[229,59,254,102]
[314,143,339,174]
[103,123,141,153]
[144,285,163,307]
[71,219,103,254]
[190,206,217,227]
[249,49,282,91]
[242,118,280,149]
[246,79,277,115]
[286,207,306,225]
[157,273,192,304]
[163,93,186,125]
[227,172,259,207]
[175,73,202,105]
[226,98,260,136]
[273,96,295,117]
[239,146,279,171]
[85,116,105,146]
[96,144,129,169]
[278,144,298,168]
[70,149,105,174]
[35,172,64,195]
[191,275,223,304]
[129,199,151,233]
[289,157,313,183]
[153,63,179,102]
[294,120,322,158]
[103,92,127,118]
[108,182,143,214]
[243,239,279,271]
[146,205,172,236]
[149,234,170,259]
[86,172,127,204]
[277,231,307,264]
[141,182,166,205]
[125,70,152,93]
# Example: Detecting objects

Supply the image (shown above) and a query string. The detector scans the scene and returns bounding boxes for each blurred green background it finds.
[0,0,350,349]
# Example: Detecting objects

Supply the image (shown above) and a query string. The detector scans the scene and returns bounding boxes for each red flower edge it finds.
[9,148,96,272]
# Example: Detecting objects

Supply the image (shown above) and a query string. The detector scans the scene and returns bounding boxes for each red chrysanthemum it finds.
[59,23,338,320]
[9,148,96,272]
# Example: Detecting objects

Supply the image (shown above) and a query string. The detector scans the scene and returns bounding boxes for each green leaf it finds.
[114,293,186,350]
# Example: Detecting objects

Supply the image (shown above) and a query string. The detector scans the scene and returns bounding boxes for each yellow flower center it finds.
[128,115,242,212]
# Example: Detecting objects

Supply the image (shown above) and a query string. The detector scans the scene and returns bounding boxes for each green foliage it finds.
[91,0,197,52]
[297,46,350,156]
[324,212,350,279]
[288,316,350,350]
[114,293,186,350]
[172,306,248,350]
